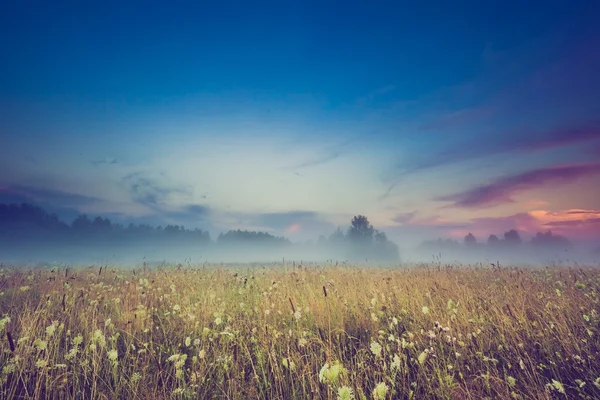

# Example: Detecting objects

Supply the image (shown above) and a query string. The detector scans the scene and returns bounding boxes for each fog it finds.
[1,238,598,270]
[1,203,598,268]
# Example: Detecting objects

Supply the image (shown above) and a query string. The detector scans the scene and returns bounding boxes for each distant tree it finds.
[487,234,500,246]
[531,231,571,249]
[504,229,522,246]
[374,230,387,243]
[92,216,112,231]
[347,215,375,244]
[317,235,327,246]
[328,227,345,244]
[72,214,92,232]
[464,233,477,246]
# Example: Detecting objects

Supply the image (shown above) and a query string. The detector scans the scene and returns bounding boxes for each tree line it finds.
[418,229,575,262]
[0,203,399,262]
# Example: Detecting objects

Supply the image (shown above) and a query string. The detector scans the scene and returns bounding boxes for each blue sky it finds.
[1,1,599,248]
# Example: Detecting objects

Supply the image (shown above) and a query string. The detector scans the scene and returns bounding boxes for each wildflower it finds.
[65,347,78,360]
[373,382,389,399]
[282,358,296,371]
[193,338,201,346]
[130,372,142,384]
[418,351,428,365]
[185,337,191,347]
[92,330,106,347]
[34,339,47,351]
[173,304,181,312]
[319,361,346,387]
[507,376,516,387]
[551,380,565,394]
[370,341,383,358]
[107,349,118,363]
[422,306,429,314]
[0,316,10,333]
[72,334,83,346]
[337,386,355,400]
[45,321,58,338]
[198,349,206,359]
[391,354,401,371]
[294,310,302,320]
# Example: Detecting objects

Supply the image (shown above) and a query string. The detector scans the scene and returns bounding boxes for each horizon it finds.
[2,1,600,251]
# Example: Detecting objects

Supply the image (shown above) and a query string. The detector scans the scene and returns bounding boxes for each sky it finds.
[1,0,599,249]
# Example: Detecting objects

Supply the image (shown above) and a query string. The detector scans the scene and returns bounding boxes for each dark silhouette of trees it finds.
[531,231,571,249]
[347,215,375,244]
[0,203,402,263]
[464,233,477,246]
[341,215,399,262]
[418,227,578,261]
[487,234,500,246]
[217,229,290,246]
[504,229,522,246]
[328,228,345,245]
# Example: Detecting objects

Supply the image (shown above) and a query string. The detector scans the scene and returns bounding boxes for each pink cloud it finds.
[532,209,600,239]
[436,162,600,209]
[444,213,541,240]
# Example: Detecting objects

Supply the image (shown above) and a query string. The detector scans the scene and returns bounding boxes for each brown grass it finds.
[0,263,599,399]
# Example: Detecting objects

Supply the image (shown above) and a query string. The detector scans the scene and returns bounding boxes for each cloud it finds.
[91,157,118,166]
[528,209,600,239]
[544,218,600,227]
[283,151,341,170]
[1,184,101,207]
[281,137,355,171]
[121,172,193,208]
[395,122,600,176]
[185,204,210,216]
[212,210,338,241]
[392,211,417,224]
[436,162,600,209]
[466,213,541,237]
[427,209,600,242]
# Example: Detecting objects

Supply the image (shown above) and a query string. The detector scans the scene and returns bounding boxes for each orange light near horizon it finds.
[529,209,600,224]
[286,223,300,233]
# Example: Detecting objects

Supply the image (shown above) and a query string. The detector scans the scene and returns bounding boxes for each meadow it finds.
[1,262,599,399]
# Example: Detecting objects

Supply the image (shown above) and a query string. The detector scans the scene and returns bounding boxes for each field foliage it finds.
[1,263,599,399]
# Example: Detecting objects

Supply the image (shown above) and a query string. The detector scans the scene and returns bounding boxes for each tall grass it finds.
[1,263,599,399]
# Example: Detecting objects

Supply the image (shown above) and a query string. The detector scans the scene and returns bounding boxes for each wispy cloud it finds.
[544,218,600,227]
[392,211,417,224]
[436,162,600,209]
[1,184,101,207]
[393,122,600,177]
[121,172,193,208]
[283,151,342,170]
[281,137,356,171]
[91,157,118,166]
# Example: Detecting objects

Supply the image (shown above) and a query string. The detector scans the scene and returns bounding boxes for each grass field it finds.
[1,263,599,399]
